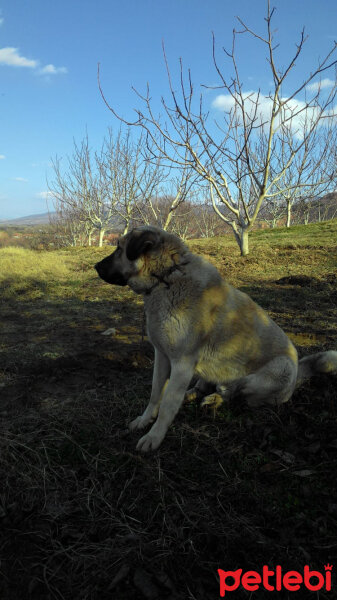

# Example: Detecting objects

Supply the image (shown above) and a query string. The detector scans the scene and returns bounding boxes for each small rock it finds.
[101,328,117,336]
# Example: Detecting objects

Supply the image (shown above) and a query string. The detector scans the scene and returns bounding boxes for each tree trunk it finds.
[98,229,105,247]
[163,209,173,231]
[123,215,132,235]
[286,201,291,228]
[88,231,92,246]
[162,195,182,231]
[240,229,249,256]
[232,224,249,256]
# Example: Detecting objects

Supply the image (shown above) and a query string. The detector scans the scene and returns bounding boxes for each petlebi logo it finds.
[218,564,333,596]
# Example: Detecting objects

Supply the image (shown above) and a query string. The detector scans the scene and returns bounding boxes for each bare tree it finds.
[292,192,337,225]
[259,197,286,228]
[99,2,337,255]
[49,203,89,247]
[167,200,197,240]
[267,117,337,227]
[49,135,111,247]
[193,195,229,237]
[317,193,337,222]
[48,129,164,246]
[98,129,164,235]
[134,164,197,230]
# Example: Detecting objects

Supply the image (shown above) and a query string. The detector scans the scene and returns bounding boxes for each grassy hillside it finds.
[0,220,336,599]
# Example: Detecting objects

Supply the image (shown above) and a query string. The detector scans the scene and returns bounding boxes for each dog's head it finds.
[95,226,188,294]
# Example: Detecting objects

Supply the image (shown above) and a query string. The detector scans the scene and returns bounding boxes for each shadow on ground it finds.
[0,276,336,599]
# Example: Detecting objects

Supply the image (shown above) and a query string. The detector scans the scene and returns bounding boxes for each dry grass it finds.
[0,221,336,599]
[0,247,74,299]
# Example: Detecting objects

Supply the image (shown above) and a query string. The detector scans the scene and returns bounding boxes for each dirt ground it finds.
[0,231,337,599]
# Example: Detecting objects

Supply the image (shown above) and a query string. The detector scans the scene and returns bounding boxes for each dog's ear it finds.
[126,229,161,261]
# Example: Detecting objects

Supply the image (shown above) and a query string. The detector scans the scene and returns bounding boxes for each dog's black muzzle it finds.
[95,257,128,286]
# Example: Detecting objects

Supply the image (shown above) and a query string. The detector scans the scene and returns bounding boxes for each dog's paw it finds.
[136,429,165,453]
[128,415,152,431]
[184,387,199,402]
[201,392,224,410]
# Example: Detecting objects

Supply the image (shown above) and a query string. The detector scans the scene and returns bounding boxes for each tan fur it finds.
[95,226,337,452]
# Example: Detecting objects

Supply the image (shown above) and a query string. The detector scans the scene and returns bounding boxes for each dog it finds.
[95,226,337,452]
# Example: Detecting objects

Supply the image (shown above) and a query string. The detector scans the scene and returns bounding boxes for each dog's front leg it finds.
[129,348,170,431]
[136,357,195,452]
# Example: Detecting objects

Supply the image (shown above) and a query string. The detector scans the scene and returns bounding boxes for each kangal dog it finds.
[95,226,337,452]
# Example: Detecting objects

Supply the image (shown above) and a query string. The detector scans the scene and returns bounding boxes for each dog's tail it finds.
[296,350,337,388]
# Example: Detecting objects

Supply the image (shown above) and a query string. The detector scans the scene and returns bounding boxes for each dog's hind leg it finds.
[185,378,215,402]
[296,350,337,387]
[226,355,298,408]
[129,349,170,431]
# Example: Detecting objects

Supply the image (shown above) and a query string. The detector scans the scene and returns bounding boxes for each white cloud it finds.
[0,46,67,76]
[0,47,38,68]
[13,177,28,182]
[0,18,4,26]
[212,91,333,139]
[39,64,68,75]
[306,78,336,92]
[37,191,54,199]
[0,154,5,160]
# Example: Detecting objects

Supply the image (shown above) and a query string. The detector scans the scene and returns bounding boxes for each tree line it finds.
[49,3,337,253]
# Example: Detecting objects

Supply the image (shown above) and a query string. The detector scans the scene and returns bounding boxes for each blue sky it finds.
[0,0,336,219]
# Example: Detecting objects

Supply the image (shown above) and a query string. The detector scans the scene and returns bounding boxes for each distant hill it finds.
[0,212,56,226]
